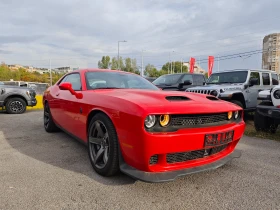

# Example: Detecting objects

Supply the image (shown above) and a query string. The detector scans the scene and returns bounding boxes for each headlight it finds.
[26,91,30,97]
[210,90,218,97]
[273,90,280,99]
[159,114,170,127]
[228,111,233,120]
[145,115,156,128]
[234,111,239,119]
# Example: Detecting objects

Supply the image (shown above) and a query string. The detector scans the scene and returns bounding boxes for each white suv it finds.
[254,85,280,133]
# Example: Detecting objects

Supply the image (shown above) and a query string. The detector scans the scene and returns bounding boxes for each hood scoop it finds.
[206,96,219,101]
[166,96,190,101]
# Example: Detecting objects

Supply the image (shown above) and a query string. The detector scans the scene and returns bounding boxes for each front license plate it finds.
[204,130,234,147]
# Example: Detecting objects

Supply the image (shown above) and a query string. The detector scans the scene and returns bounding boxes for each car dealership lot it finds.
[0,111,279,210]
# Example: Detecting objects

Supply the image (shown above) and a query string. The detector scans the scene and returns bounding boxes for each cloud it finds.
[0,0,279,72]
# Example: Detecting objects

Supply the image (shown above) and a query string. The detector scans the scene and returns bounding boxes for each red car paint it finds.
[43,69,245,181]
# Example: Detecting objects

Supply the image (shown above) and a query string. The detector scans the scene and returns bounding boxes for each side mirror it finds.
[58,82,83,99]
[249,78,258,87]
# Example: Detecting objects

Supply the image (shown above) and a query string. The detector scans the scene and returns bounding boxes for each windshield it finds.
[207,71,248,84]
[152,74,182,85]
[85,71,159,90]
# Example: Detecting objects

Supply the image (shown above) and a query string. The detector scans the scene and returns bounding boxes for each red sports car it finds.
[43,69,245,182]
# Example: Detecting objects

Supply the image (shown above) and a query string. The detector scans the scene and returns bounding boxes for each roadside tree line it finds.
[0,63,64,84]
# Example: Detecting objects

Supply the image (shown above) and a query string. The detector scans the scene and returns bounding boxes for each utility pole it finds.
[117,40,127,70]
[168,52,170,74]
[141,50,144,77]
[49,59,52,86]
[218,54,220,72]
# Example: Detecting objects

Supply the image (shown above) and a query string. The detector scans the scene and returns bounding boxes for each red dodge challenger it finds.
[43,69,245,182]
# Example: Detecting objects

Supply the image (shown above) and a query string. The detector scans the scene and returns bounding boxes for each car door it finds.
[247,71,261,108]
[179,74,194,91]
[48,75,69,126]
[57,72,84,136]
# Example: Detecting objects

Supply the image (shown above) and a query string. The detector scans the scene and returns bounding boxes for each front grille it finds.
[187,89,212,95]
[166,144,228,164]
[171,113,228,127]
[149,155,158,165]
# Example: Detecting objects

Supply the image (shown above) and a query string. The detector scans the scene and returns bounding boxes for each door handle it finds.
[56,93,60,96]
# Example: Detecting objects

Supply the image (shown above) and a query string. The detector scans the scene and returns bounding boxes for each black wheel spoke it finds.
[89,136,103,145]
[94,147,105,165]
[95,122,104,136]
[103,146,109,163]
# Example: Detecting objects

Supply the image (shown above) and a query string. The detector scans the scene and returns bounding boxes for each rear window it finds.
[272,74,279,85]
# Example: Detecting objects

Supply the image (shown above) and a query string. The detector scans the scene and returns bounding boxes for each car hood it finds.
[0,85,34,91]
[188,83,244,91]
[94,89,241,114]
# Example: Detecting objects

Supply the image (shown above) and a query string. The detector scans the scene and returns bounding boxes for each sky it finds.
[1,0,280,73]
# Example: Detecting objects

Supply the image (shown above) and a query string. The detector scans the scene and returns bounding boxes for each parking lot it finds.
[0,110,279,210]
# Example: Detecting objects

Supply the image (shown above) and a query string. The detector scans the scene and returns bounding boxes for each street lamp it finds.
[141,49,146,77]
[118,40,127,70]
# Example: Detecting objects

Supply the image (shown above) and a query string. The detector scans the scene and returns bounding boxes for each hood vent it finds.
[166,96,190,101]
[206,96,219,101]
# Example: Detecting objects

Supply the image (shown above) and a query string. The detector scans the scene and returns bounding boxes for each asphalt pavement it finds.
[0,110,279,210]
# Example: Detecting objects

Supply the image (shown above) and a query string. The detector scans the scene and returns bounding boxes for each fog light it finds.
[228,111,233,120]
[159,114,170,127]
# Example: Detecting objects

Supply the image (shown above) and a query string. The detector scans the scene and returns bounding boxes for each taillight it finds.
[277,105,280,108]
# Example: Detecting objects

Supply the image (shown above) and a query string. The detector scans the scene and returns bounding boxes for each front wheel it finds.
[88,113,119,177]
[44,102,60,132]
[5,97,26,114]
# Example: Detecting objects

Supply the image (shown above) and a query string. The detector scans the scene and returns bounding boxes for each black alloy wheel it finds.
[6,97,26,114]
[88,113,119,176]
[44,102,59,132]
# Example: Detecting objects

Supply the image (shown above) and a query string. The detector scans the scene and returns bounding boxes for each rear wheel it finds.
[6,97,26,114]
[88,113,119,177]
[44,102,59,132]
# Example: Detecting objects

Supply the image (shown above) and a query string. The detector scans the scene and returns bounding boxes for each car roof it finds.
[72,68,135,75]
[214,69,276,73]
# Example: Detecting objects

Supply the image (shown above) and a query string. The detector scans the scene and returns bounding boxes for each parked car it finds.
[186,69,279,111]
[0,84,37,114]
[43,68,245,182]
[144,77,157,83]
[254,85,280,133]
[152,73,206,91]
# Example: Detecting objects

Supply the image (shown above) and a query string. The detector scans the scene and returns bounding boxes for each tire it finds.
[5,97,26,114]
[230,100,244,108]
[44,102,60,132]
[254,110,278,133]
[88,113,119,177]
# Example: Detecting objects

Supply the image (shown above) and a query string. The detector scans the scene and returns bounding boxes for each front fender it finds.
[2,91,30,102]
[219,90,243,99]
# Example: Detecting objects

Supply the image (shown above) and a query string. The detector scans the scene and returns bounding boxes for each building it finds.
[262,33,280,74]
[183,62,206,74]
[54,66,73,73]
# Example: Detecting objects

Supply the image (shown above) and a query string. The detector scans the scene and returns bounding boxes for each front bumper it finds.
[256,105,280,123]
[120,149,241,183]
[118,121,245,182]
[27,98,37,106]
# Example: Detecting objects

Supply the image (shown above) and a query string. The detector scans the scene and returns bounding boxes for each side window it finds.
[193,75,205,85]
[249,72,260,85]
[181,75,193,84]
[66,73,82,91]
[58,75,69,84]
[272,73,279,85]
[262,73,270,85]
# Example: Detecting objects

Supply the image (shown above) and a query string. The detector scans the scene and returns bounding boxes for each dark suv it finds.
[152,73,206,91]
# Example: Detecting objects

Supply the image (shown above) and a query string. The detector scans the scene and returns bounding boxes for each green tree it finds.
[162,61,188,73]
[98,56,111,69]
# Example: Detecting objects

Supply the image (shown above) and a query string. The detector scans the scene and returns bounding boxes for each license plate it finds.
[204,130,234,147]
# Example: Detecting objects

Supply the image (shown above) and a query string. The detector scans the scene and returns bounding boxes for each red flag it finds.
[189,57,195,73]
[208,56,214,77]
